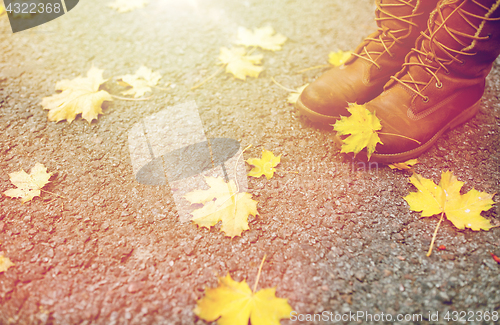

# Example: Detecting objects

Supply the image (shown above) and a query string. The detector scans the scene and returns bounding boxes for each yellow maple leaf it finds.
[235,26,287,51]
[219,47,264,80]
[0,5,6,16]
[404,171,495,231]
[194,274,292,325]
[41,67,113,123]
[287,84,308,104]
[389,159,419,170]
[333,103,383,160]
[4,163,53,203]
[246,150,281,179]
[328,50,352,67]
[108,0,148,12]
[0,255,15,273]
[118,66,161,98]
[185,177,258,238]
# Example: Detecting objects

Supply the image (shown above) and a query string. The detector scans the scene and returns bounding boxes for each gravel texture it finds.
[1,0,500,324]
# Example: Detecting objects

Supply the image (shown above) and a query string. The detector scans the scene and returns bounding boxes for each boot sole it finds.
[295,96,340,124]
[334,99,481,164]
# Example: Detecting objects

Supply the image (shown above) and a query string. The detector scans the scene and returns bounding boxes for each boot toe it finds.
[296,72,351,124]
[296,62,388,124]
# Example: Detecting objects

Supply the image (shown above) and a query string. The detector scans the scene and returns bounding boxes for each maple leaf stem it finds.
[111,94,153,101]
[253,254,267,293]
[427,212,444,257]
[297,64,329,74]
[41,189,68,200]
[229,144,253,213]
[43,198,58,205]
[270,77,296,93]
[378,132,421,145]
[191,65,225,90]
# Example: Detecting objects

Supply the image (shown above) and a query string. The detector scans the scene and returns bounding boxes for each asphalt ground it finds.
[0,0,500,324]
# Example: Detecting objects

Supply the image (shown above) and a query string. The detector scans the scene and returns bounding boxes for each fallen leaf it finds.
[118,66,161,98]
[108,0,147,12]
[41,67,113,123]
[287,84,308,104]
[0,255,14,273]
[194,274,292,325]
[437,245,446,251]
[490,252,500,264]
[4,163,52,203]
[235,26,287,51]
[328,50,352,67]
[0,5,6,16]
[219,47,264,80]
[333,103,383,160]
[389,159,419,170]
[246,150,281,180]
[404,171,495,231]
[185,177,258,238]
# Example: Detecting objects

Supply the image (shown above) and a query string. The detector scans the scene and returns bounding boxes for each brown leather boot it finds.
[358,0,500,163]
[296,0,436,123]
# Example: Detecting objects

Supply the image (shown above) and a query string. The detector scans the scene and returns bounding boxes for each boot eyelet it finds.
[422,96,429,103]
[436,82,443,89]
[459,59,466,66]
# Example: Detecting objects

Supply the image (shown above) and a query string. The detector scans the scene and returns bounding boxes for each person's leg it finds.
[296,0,438,124]
[356,0,500,163]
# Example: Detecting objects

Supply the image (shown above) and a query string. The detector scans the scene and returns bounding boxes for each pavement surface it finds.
[1,0,500,324]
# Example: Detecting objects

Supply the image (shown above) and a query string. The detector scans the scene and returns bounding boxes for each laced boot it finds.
[296,0,436,123]
[360,0,500,163]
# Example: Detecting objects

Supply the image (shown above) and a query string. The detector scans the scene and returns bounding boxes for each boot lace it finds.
[391,0,500,101]
[352,0,423,69]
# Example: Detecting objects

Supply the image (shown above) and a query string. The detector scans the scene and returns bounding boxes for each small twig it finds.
[271,76,296,93]
[378,132,422,145]
[229,144,252,215]
[427,212,444,257]
[246,46,257,56]
[297,64,329,74]
[191,65,225,90]
[41,189,67,200]
[273,168,298,174]
[111,94,153,101]
[235,144,253,194]
[253,254,267,293]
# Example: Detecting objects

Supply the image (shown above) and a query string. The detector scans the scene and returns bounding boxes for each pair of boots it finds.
[296,0,500,163]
